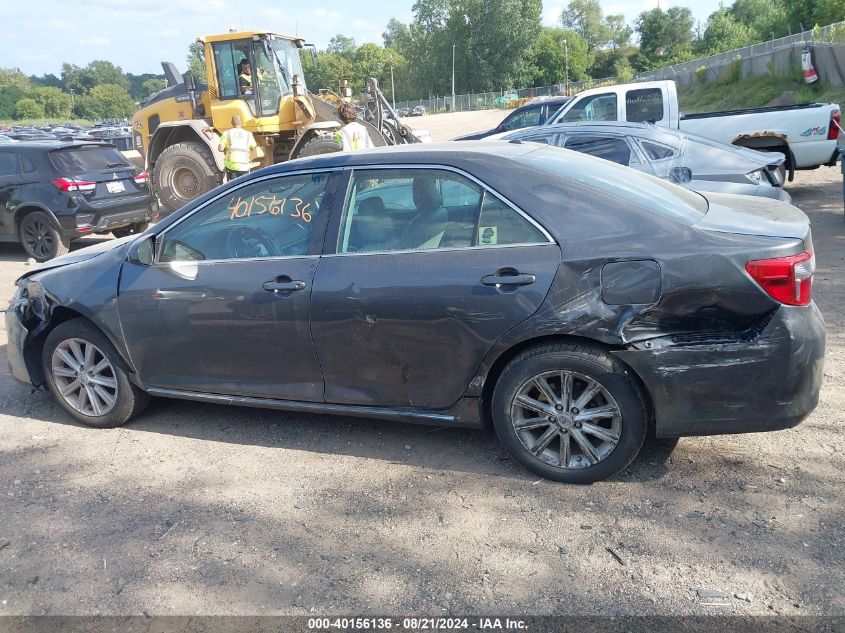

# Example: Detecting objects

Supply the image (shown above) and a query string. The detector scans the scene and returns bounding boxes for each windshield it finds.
[50,146,132,174]
[271,39,305,92]
[254,41,285,116]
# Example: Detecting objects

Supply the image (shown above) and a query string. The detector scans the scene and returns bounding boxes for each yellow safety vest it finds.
[220,128,256,172]
[335,122,374,151]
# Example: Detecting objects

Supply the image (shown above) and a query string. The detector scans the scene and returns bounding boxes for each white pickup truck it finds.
[547,80,842,179]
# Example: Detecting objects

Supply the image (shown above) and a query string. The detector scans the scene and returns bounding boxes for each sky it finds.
[2,0,724,77]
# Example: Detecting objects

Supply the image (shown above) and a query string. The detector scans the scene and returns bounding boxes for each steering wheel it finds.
[225,225,278,259]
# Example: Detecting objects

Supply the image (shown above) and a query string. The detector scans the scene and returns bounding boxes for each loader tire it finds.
[296,134,342,158]
[153,141,222,214]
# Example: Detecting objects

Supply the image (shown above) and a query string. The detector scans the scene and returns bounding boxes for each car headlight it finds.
[746,169,763,185]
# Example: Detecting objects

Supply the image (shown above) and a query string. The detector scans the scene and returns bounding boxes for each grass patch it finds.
[679,73,845,114]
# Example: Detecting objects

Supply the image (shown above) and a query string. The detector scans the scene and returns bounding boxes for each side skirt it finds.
[145,387,485,429]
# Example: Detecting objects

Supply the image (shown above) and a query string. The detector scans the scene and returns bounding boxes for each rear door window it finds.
[640,140,676,161]
[626,88,664,123]
[49,146,132,174]
[565,134,633,166]
[338,169,550,254]
[561,93,617,122]
[477,193,547,246]
[0,152,20,177]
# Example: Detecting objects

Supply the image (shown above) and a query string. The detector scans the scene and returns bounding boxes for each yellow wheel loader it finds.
[131,31,420,213]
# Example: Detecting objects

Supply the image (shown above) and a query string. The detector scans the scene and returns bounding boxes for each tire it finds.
[42,318,149,428]
[491,342,648,484]
[111,222,149,239]
[296,134,342,158]
[18,211,69,262]
[152,141,222,214]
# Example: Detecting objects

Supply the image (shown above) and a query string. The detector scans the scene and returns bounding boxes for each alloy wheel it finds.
[22,217,56,260]
[51,338,118,417]
[510,370,622,470]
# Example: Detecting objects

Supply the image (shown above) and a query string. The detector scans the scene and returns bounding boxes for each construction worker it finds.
[335,102,374,151]
[218,115,257,181]
[238,59,253,95]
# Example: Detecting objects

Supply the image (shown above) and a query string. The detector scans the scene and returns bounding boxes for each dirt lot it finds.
[0,115,843,616]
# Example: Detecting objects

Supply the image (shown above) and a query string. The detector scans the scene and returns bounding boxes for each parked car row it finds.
[0,121,132,144]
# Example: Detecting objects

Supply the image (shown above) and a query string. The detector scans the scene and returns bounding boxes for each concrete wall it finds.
[638,44,845,87]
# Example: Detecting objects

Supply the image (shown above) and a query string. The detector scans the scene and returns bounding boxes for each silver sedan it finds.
[495,121,790,201]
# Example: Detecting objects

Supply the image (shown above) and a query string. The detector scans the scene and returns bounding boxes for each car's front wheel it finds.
[42,318,149,428]
[491,343,647,484]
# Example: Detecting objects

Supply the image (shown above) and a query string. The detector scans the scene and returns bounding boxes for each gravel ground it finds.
[0,119,843,615]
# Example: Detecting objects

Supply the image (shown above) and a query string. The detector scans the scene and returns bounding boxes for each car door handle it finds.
[263,280,306,292]
[481,273,536,287]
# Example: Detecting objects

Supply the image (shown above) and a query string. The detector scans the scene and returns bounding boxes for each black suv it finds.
[0,142,158,261]
[451,96,574,141]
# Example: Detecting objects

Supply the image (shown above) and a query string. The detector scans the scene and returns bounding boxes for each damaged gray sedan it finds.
[4,142,825,483]
[497,121,791,202]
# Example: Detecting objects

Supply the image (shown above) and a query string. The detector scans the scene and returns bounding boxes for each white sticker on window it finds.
[478,226,498,245]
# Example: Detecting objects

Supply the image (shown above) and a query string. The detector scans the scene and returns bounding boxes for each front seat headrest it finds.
[412,177,442,211]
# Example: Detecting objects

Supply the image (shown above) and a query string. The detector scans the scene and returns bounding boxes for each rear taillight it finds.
[746,251,814,306]
[133,171,149,185]
[829,110,841,140]
[51,177,96,193]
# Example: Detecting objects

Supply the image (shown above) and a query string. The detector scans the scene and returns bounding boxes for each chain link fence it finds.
[636,20,845,84]
[391,21,845,114]
[392,77,614,114]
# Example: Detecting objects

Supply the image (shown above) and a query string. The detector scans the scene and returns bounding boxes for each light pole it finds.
[388,54,396,109]
[68,88,75,121]
[563,39,569,95]
[451,43,456,111]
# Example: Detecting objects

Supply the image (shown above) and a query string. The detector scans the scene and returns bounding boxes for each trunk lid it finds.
[694,191,810,242]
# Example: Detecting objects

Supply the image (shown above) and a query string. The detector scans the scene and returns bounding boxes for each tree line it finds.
[0,61,165,121]
[303,0,845,102]
[2,0,842,120]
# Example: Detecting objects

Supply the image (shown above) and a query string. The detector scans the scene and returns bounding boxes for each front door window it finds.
[159,172,334,262]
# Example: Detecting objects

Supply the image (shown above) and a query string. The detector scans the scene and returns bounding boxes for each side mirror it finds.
[669,167,692,184]
[127,234,155,266]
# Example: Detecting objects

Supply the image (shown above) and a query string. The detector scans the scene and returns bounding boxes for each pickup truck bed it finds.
[681,102,829,120]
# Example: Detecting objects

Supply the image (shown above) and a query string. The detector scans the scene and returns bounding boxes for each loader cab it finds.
[207,33,306,121]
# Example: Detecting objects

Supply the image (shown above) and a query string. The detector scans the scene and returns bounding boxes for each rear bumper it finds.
[58,204,156,238]
[57,195,158,239]
[613,303,825,438]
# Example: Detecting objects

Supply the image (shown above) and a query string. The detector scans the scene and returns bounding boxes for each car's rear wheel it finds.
[18,211,69,262]
[491,343,647,484]
[111,222,149,239]
[42,319,149,428]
